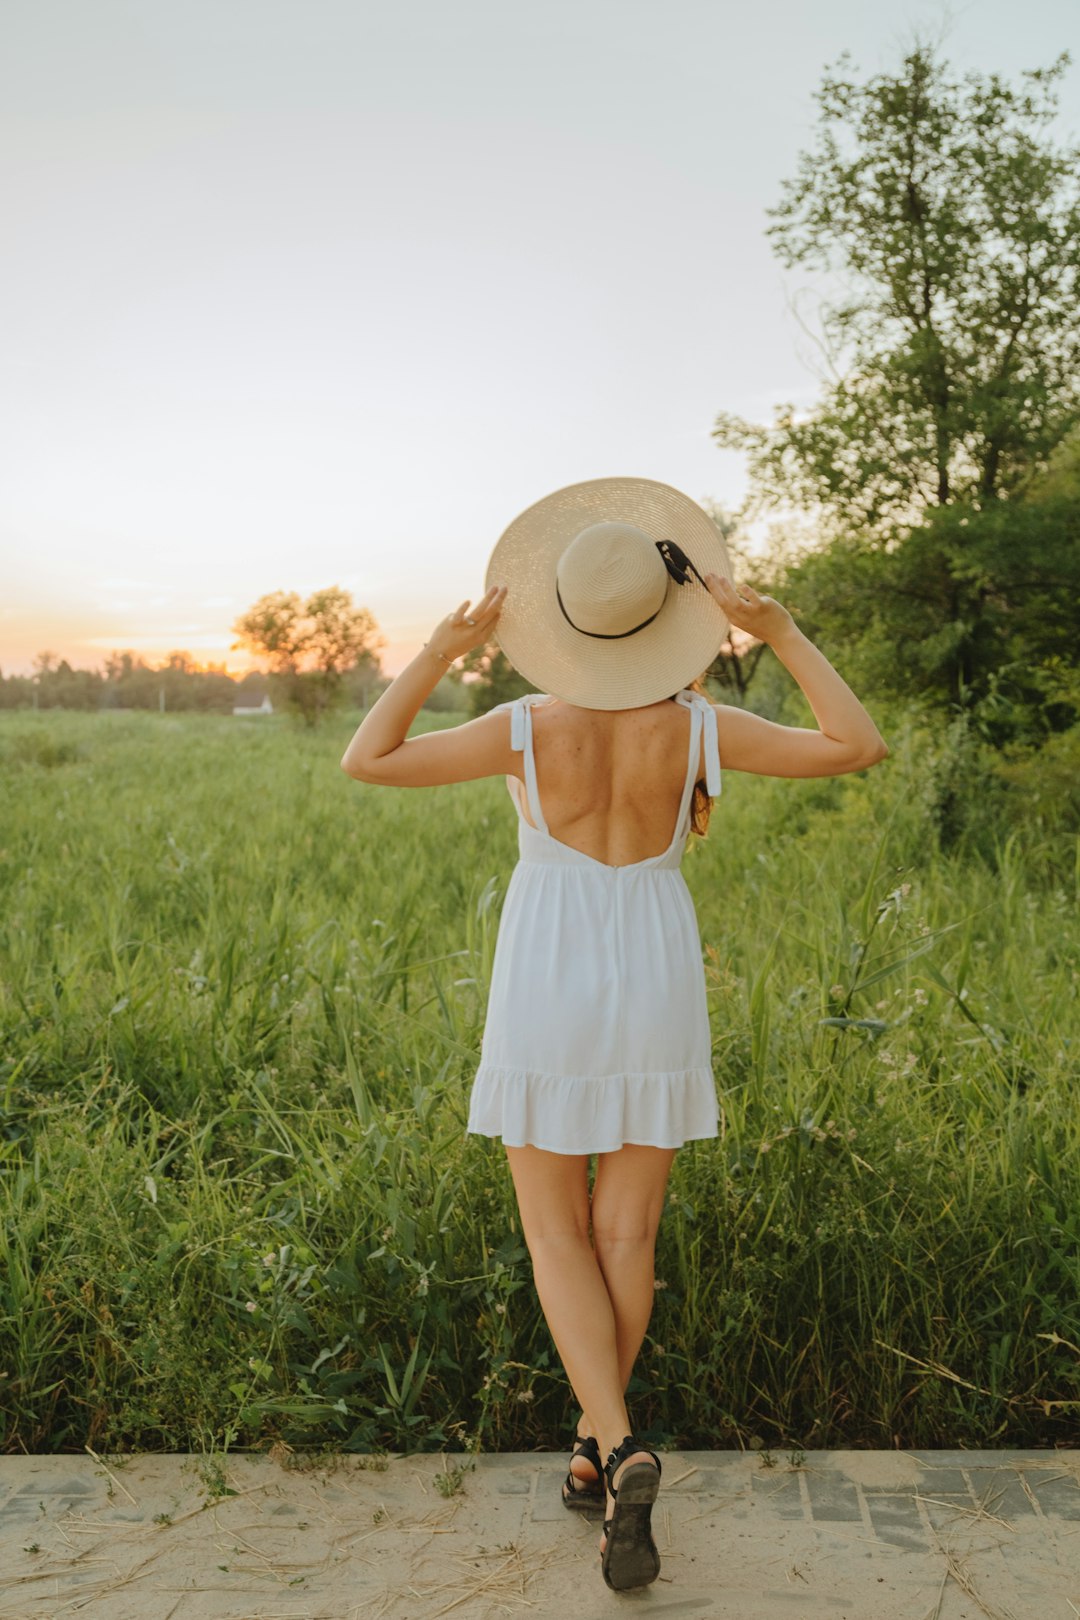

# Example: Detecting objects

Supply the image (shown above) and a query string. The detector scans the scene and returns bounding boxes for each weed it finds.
[435,1458,474,1497]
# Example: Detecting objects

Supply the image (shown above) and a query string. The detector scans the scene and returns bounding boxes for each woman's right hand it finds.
[705,572,795,645]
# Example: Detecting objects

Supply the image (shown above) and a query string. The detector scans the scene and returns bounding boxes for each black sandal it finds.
[561,1432,605,1509]
[600,1433,662,1591]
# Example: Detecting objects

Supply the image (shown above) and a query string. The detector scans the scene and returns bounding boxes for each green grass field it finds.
[1,702,1077,1458]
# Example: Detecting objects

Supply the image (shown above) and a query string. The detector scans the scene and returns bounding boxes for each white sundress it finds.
[465,688,723,1155]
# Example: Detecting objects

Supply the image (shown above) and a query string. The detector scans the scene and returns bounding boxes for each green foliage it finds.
[929,492,1080,741]
[1032,422,1080,504]
[701,36,1080,758]
[231,585,386,728]
[715,41,1080,537]
[0,707,1077,1457]
[992,722,1080,838]
[419,668,472,712]
[771,488,1080,741]
[0,651,251,714]
[458,647,538,716]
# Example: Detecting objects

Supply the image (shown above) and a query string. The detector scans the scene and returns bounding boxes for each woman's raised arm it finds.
[705,573,888,779]
[340,584,509,784]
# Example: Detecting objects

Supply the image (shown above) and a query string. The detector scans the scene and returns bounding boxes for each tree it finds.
[232,586,385,727]
[302,587,381,676]
[714,39,1080,538]
[101,650,160,710]
[420,664,470,713]
[459,645,536,716]
[695,498,777,702]
[341,648,388,713]
[771,441,1080,736]
[1033,413,1080,503]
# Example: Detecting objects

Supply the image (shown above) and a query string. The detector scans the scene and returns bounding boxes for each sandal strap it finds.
[564,1432,604,1495]
[603,1432,662,1497]
[572,1433,603,1470]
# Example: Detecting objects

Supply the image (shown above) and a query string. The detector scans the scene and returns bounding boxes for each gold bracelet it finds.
[423,641,455,666]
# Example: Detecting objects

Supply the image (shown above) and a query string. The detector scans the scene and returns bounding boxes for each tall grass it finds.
[0,702,1077,1457]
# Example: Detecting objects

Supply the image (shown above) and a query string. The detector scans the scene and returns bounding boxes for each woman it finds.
[340,478,889,1592]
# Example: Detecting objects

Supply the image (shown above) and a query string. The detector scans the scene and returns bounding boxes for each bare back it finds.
[509,696,711,869]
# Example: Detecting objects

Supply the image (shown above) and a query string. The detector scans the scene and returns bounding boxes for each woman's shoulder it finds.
[488,692,556,710]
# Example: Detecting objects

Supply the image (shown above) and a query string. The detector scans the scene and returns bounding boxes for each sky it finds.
[2,0,1077,679]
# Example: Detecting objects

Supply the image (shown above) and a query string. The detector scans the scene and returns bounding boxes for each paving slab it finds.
[0,1448,1077,1618]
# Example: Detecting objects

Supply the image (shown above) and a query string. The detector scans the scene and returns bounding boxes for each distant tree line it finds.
[0,650,266,714]
[0,645,472,718]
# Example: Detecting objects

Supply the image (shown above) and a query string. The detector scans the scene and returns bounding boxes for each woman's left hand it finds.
[426,584,508,663]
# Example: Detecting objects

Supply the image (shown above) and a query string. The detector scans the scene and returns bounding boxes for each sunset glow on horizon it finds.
[3,1,1075,687]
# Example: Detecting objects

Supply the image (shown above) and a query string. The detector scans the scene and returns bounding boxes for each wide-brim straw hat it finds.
[484,476,733,710]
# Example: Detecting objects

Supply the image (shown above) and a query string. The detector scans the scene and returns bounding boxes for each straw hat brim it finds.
[484,476,732,710]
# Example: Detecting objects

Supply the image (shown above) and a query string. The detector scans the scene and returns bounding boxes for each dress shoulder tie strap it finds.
[694,694,722,796]
[509,693,552,833]
[672,689,721,796]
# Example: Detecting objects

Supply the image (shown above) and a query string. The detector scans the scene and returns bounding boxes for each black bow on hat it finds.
[657,538,709,589]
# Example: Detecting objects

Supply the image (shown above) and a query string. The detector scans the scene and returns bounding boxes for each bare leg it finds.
[589,1142,677,1546]
[590,1142,676,1393]
[504,1144,632,1461]
[504,1142,675,1546]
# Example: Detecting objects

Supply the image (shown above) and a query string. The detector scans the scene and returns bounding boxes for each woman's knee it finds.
[591,1217,658,1257]
[504,1144,592,1247]
[590,1144,675,1250]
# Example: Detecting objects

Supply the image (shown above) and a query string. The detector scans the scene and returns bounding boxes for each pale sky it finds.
[2,0,1076,678]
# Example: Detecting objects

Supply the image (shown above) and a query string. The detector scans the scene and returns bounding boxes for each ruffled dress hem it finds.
[466,1063,720,1155]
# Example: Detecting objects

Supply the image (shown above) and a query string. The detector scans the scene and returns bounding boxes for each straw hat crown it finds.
[556,522,670,637]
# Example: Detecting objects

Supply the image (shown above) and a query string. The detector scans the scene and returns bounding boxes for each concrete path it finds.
[1,1447,1077,1618]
